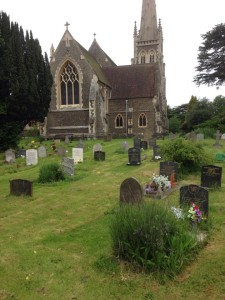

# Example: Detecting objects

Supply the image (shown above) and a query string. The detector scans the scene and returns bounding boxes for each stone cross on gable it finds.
[65,22,70,30]
[94,33,96,39]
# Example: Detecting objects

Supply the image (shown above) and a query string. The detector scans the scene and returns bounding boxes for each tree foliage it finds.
[0,12,53,151]
[194,23,225,86]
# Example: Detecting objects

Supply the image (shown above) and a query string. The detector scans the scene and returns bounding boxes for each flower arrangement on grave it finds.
[144,174,171,194]
[187,202,207,223]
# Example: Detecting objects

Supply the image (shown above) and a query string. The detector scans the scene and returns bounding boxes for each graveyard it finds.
[0,137,225,299]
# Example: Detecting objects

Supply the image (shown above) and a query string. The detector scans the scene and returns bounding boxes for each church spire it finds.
[139,0,158,41]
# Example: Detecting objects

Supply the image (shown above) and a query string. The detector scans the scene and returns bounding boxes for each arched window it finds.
[141,55,145,64]
[115,114,124,128]
[139,113,147,127]
[149,50,155,63]
[60,61,79,106]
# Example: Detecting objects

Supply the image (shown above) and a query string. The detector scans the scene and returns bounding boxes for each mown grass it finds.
[0,137,225,299]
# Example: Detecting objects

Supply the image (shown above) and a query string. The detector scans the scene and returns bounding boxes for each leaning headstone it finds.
[160,161,179,182]
[213,130,222,147]
[10,179,33,196]
[26,149,38,166]
[196,133,204,141]
[201,165,222,188]
[57,146,66,156]
[5,149,16,163]
[94,151,105,161]
[61,157,74,176]
[72,148,84,163]
[140,140,148,150]
[133,137,141,149]
[93,143,102,153]
[120,177,143,204]
[38,145,47,158]
[17,149,26,158]
[180,184,208,218]
[127,148,141,165]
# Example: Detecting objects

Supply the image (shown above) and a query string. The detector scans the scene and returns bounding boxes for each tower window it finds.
[59,61,79,106]
[141,55,145,64]
[115,114,124,128]
[138,113,147,127]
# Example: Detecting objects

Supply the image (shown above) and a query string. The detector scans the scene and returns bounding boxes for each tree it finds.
[194,23,225,86]
[0,12,53,151]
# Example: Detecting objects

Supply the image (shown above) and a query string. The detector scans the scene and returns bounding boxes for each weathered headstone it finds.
[5,149,16,163]
[121,141,129,152]
[61,157,74,176]
[201,165,222,188]
[93,143,102,153]
[140,140,148,150]
[153,145,161,160]
[57,146,66,156]
[65,135,70,144]
[196,133,204,141]
[17,149,26,158]
[189,131,197,142]
[160,161,179,182]
[72,148,83,163]
[127,148,141,165]
[10,179,33,196]
[120,177,143,204]
[133,137,141,149]
[38,145,47,158]
[213,130,222,147]
[94,151,105,161]
[221,133,225,140]
[26,149,38,166]
[180,184,208,218]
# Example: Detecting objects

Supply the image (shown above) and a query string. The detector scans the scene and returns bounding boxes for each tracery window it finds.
[141,55,146,64]
[149,50,155,63]
[60,61,79,106]
[138,113,147,127]
[115,114,124,128]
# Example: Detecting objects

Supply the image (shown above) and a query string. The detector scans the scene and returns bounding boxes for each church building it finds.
[45,0,167,140]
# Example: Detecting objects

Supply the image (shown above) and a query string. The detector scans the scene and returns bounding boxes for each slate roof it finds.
[102,64,156,99]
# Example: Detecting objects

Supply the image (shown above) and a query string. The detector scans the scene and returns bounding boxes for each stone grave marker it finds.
[65,135,70,144]
[140,140,148,150]
[121,141,129,152]
[57,146,66,156]
[72,148,84,163]
[26,149,38,165]
[153,145,161,160]
[213,130,222,147]
[93,143,102,153]
[133,137,141,149]
[17,149,26,158]
[196,133,204,141]
[61,157,74,176]
[201,165,222,188]
[221,133,225,140]
[120,177,143,204]
[38,145,47,158]
[160,161,179,182]
[127,148,141,165]
[10,179,33,196]
[94,151,105,161]
[189,131,197,142]
[180,184,209,218]
[5,149,16,163]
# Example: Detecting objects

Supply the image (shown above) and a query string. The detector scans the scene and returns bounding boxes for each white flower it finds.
[171,206,184,219]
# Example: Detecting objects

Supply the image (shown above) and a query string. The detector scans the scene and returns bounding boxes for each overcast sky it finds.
[1,0,225,108]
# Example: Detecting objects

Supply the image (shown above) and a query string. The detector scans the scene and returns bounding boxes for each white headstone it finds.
[26,149,38,165]
[72,148,83,163]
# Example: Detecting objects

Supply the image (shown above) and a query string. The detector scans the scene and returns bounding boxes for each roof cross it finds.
[65,22,70,30]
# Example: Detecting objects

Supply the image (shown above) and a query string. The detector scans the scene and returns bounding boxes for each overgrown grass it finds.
[0,138,225,299]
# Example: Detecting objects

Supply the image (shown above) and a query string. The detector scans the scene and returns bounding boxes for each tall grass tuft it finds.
[38,162,65,183]
[110,202,199,277]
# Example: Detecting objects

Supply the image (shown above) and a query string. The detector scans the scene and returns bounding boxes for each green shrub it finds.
[38,162,65,183]
[160,137,210,174]
[110,202,199,277]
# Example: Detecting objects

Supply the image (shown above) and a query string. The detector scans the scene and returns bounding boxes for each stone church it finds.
[45,0,167,141]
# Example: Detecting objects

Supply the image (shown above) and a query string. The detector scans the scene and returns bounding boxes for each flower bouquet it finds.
[187,202,207,223]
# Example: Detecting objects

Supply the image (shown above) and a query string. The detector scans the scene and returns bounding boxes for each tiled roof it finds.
[102,64,156,99]
[89,39,117,68]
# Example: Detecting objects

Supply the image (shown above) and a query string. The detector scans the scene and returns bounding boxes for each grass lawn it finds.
[0,138,225,300]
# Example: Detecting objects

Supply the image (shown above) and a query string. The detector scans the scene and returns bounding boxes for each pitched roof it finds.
[102,64,156,99]
[89,38,117,68]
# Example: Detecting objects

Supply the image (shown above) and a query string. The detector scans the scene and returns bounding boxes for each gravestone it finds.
[57,146,66,156]
[10,179,33,196]
[26,149,38,165]
[196,133,204,141]
[160,161,179,182]
[127,148,141,165]
[201,165,222,188]
[94,151,105,161]
[153,145,161,160]
[93,143,102,153]
[133,137,141,149]
[38,145,47,158]
[5,149,16,163]
[213,130,222,147]
[65,135,70,144]
[189,131,197,142]
[61,157,74,176]
[221,133,225,140]
[72,148,83,163]
[120,177,143,204]
[140,140,148,150]
[17,149,26,158]
[76,140,84,149]
[121,141,129,152]
[180,184,208,218]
